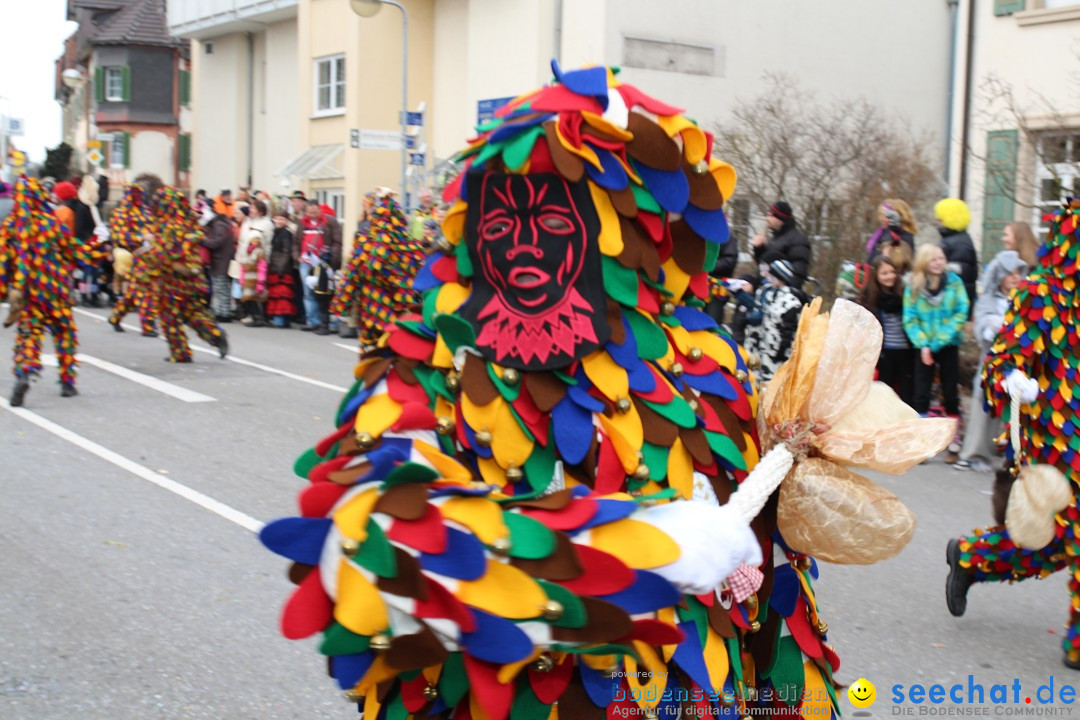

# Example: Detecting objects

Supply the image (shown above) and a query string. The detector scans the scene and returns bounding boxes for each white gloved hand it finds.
[639,501,762,595]
[1006,369,1039,405]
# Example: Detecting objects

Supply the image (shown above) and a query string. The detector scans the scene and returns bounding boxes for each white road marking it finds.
[0,397,263,533]
[73,307,349,394]
[42,353,216,403]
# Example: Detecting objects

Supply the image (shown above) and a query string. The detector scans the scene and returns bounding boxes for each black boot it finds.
[945,538,974,617]
[10,376,30,407]
[60,382,78,398]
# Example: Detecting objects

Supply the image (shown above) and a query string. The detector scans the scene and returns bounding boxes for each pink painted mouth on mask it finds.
[508,266,550,289]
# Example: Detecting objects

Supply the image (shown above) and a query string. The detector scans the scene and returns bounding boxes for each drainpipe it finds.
[958,0,976,201]
[246,31,255,188]
[944,0,959,189]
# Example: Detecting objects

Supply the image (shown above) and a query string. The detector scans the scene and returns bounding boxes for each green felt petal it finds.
[510,682,552,720]
[294,447,322,480]
[351,519,397,578]
[623,310,668,360]
[503,126,545,171]
[434,314,477,354]
[769,636,804,707]
[319,622,371,656]
[603,256,640,307]
[705,431,748,471]
[504,511,557,559]
[524,443,557,495]
[641,397,697,428]
[383,461,440,487]
[438,654,469,708]
[536,580,587,628]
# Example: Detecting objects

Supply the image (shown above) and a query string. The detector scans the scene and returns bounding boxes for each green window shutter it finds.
[179,69,191,107]
[95,67,105,103]
[982,129,1019,258]
[121,131,131,168]
[994,0,1025,16]
[178,133,191,172]
[121,66,132,102]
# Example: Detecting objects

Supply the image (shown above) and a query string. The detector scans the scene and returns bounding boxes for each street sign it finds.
[5,117,25,136]
[356,130,403,150]
[477,96,515,126]
[349,129,360,149]
[409,152,425,166]
[405,111,423,127]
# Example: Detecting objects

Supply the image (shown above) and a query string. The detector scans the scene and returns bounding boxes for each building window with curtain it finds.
[1032,131,1080,235]
[314,55,345,115]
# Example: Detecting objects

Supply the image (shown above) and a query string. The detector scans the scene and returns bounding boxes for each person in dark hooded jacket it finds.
[752,201,812,280]
[935,197,979,314]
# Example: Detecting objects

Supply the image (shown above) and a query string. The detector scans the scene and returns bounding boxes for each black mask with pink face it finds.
[459,172,610,370]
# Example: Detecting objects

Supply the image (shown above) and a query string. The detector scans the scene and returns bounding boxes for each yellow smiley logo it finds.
[848,678,876,708]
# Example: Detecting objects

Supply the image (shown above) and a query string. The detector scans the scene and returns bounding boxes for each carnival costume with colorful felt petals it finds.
[332,197,426,346]
[0,176,107,387]
[107,185,159,335]
[955,199,1080,665]
[261,63,950,719]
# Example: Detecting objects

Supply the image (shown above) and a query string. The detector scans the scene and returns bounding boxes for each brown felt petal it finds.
[328,460,374,486]
[394,358,419,385]
[680,426,714,466]
[461,354,499,406]
[609,185,638,219]
[621,216,660,282]
[607,300,626,345]
[551,597,632,643]
[510,531,583,580]
[684,164,725,210]
[544,120,585,182]
[706,599,736,639]
[363,357,393,390]
[374,483,430,520]
[627,113,681,171]
[288,562,315,586]
[633,397,679,447]
[386,624,449,671]
[525,372,567,413]
[702,394,749,453]
[503,488,573,511]
[557,676,606,720]
[669,220,708,275]
[378,548,429,600]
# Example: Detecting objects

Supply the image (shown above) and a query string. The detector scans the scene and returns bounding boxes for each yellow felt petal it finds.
[703,627,730,693]
[626,642,668,710]
[455,559,547,619]
[588,182,624,257]
[801,661,830,717]
[413,439,472,482]
[667,437,694,498]
[431,334,454,368]
[491,400,534,469]
[353,393,403,439]
[583,351,629,400]
[709,159,737,201]
[436,282,470,315]
[589,519,680,569]
[554,120,603,170]
[443,200,467,245]
[440,496,508,544]
[660,256,692,304]
[600,411,643,471]
[335,560,389,635]
[609,405,639,462]
[581,110,634,141]
[333,486,379,541]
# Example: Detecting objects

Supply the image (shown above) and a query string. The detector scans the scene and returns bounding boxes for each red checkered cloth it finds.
[726,563,764,603]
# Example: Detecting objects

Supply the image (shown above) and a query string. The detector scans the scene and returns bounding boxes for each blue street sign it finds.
[409,152,425,166]
[405,111,423,127]
[477,96,515,126]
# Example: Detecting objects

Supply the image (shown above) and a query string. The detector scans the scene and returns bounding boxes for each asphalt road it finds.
[1,307,1077,719]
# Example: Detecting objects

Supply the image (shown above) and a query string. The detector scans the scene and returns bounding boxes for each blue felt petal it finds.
[585,148,629,191]
[627,360,656,393]
[580,499,639,530]
[672,620,714,698]
[332,652,374,690]
[413,255,442,293]
[684,205,730,244]
[462,421,494,459]
[460,609,534,664]
[259,517,332,565]
[552,395,594,465]
[419,527,487,581]
[567,384,606,413]
[580,663,618,708]
[683,371,737,400]
[337,386,374,426]
[635,162,690,214]
[596,570,681,614]
[672,306,718,332]
[551,59,609,107]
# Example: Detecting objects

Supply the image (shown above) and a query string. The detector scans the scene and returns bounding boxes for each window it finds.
[314,55,345,115]
[315,189,345,220]
[1032,131,1080,235]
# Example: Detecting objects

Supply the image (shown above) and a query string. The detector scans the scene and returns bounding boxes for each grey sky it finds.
[0,0,78,164]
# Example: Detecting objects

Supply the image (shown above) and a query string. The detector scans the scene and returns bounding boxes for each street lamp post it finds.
[350,0,409,211]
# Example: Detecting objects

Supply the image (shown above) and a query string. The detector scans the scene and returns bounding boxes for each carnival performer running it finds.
[946,199,1080,670]
[146,187,228,363]
[0,176,108,406]
[258,63,953,719]
[330,192,425,347]
[107,184,159,337]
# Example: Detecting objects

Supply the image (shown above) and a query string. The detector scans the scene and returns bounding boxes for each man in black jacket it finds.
[752,201,812,280]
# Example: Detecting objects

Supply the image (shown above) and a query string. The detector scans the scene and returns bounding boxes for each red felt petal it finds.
[464,656,515,720]
[521,498,599,530]
[619,619,685,647]
[557,545,635,595]
[315,422,354,458]
[391,402,438,432]
[281,569,333,639]
[387,326,436,361]
[786,596,824,659]
[529,653,574,704]
[593,437,625,495]
[388,504,447,553]
[416,576,477,632]
[299,481,349,518]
